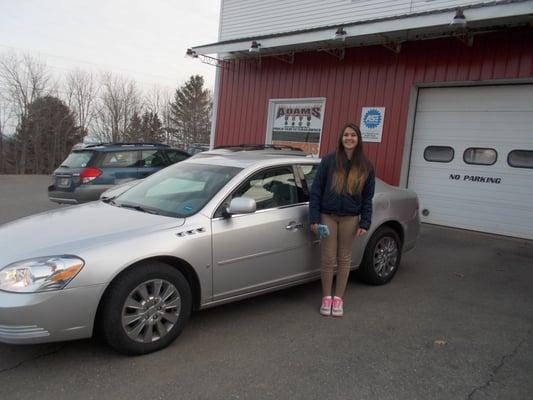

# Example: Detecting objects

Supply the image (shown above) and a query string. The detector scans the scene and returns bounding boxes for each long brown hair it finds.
[332,123,370,195]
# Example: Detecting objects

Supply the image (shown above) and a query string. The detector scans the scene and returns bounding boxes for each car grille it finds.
[0,324,50,340]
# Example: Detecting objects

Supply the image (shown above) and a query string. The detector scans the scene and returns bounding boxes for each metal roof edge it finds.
[190,0,533,55]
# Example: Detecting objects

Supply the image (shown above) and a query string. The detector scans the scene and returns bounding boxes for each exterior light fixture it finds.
[450,8,467,28]
[249,41,261,53]
[335,27,347,41]
[186,48,198,58]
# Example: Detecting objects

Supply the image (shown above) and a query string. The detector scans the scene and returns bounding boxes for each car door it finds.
[99,150,140,184]
[211,165,313,300]
[295,163,322,273]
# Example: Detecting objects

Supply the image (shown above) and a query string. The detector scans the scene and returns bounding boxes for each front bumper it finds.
[48,184,113,204]
[0,284,106,344]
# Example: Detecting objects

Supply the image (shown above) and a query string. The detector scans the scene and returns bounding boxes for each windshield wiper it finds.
[101,197,117,205]
[59,165,70,168]
[117,202,161,215]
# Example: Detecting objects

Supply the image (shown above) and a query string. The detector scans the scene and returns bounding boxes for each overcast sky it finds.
[0,0,220,91]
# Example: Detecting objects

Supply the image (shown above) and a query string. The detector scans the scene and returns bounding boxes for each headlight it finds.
[0,256,84,293]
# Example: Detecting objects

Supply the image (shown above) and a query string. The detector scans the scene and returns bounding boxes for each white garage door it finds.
[408,85,533,240]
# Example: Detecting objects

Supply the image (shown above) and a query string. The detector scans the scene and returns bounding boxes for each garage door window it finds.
[508,150,533,169]
[463,148,497,166]
[423,146,454,163]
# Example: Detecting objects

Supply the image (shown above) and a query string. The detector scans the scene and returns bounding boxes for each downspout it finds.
[209,0,225,150]
[209,67,221,150]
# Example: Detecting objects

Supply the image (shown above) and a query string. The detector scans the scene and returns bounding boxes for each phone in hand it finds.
[317,224,330,239]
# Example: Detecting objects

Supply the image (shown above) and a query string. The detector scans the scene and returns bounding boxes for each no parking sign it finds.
[360,107,385,142]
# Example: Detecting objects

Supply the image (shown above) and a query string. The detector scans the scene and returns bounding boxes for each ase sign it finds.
[360,107,385,142]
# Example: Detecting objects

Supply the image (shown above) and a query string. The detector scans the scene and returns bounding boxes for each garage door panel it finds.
[417,85,533,112]
[414,115,533,143]
[418,192,533,214]
[408,85,533,240]
[420,211,533,239]
[417,195,533,223]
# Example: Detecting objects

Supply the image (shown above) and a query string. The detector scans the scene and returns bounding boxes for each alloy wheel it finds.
[373,236,399,278]
[121,279,181,343]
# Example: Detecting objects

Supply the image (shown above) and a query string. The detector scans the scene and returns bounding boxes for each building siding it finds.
[214,30,533,185]
[220,0,493,40]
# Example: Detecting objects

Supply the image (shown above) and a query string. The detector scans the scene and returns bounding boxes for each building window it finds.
[423,146,454,163]
[508,150,533,169]
[463,148,497,166]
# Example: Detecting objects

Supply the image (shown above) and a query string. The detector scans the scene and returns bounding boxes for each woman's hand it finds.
[356,228,367,237]
[310,224,318,235]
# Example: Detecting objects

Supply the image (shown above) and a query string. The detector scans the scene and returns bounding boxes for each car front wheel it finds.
[357,226,402,285]
[99,261,192,355]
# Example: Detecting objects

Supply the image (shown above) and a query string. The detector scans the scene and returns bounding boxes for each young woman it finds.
[309,122,375,317]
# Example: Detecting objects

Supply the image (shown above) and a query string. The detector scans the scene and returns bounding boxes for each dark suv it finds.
[48,143,190,204]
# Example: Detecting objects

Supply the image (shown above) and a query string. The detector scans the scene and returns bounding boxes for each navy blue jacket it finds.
[309,153,375,230]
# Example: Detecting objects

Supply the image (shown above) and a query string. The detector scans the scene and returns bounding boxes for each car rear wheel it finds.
[99,261,192,355]
[356,226,402,285]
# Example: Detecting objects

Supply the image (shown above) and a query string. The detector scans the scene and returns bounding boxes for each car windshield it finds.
[114,163,242,217]
[61,150,94,168]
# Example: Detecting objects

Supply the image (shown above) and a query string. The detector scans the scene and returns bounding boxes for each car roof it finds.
[186,148,319,169]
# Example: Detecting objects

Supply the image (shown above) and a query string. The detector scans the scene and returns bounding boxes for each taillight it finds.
[80,168,102,184]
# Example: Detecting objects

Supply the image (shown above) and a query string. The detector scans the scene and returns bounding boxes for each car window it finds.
[187,145,209,155]
[233,167,299,211]
[300,164,318,190]
[166,150,189,164]
[140,150,167,168]
[101,151,139,168]
[116,163,241,217]
[60,150,94,168]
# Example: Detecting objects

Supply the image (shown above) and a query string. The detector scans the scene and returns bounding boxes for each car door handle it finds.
[286,222,304,230]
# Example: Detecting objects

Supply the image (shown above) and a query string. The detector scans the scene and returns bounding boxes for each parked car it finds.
[0,147,419,355]
[48,143,190,204]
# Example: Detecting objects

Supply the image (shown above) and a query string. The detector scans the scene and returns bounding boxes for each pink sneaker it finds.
[332,297,343,317]
[320,296,332,316]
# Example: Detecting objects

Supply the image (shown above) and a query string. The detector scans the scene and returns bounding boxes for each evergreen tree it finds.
[15,96,85,174]
[169,75,211,148]
[140,111,163,143]
[127,111,143,142]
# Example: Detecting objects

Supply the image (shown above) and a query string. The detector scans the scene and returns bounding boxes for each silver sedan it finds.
[0,149,419,354]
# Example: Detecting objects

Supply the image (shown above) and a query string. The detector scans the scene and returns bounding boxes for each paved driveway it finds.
[0,175,532,400]
[0,175,60,225]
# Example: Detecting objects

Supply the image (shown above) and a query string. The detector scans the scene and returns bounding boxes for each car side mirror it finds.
[226,197,256,216]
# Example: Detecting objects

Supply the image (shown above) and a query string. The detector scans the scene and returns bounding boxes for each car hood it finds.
[0,202,185,266]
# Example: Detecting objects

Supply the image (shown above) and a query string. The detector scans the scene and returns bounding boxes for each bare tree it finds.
[144,85,173,144]
[65,69,98,135]
[0,99,13,172]
[0,52,53,173]
[94,72,141,142]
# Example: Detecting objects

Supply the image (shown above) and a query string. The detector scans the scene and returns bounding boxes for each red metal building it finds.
[213,30,533,185]
[191,1,533,239]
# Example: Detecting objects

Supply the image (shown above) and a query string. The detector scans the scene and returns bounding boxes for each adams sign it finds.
[267,98,326,156]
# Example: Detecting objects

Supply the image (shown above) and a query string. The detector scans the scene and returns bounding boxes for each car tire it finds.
[99,261,192,355]
[356,226,402,285]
